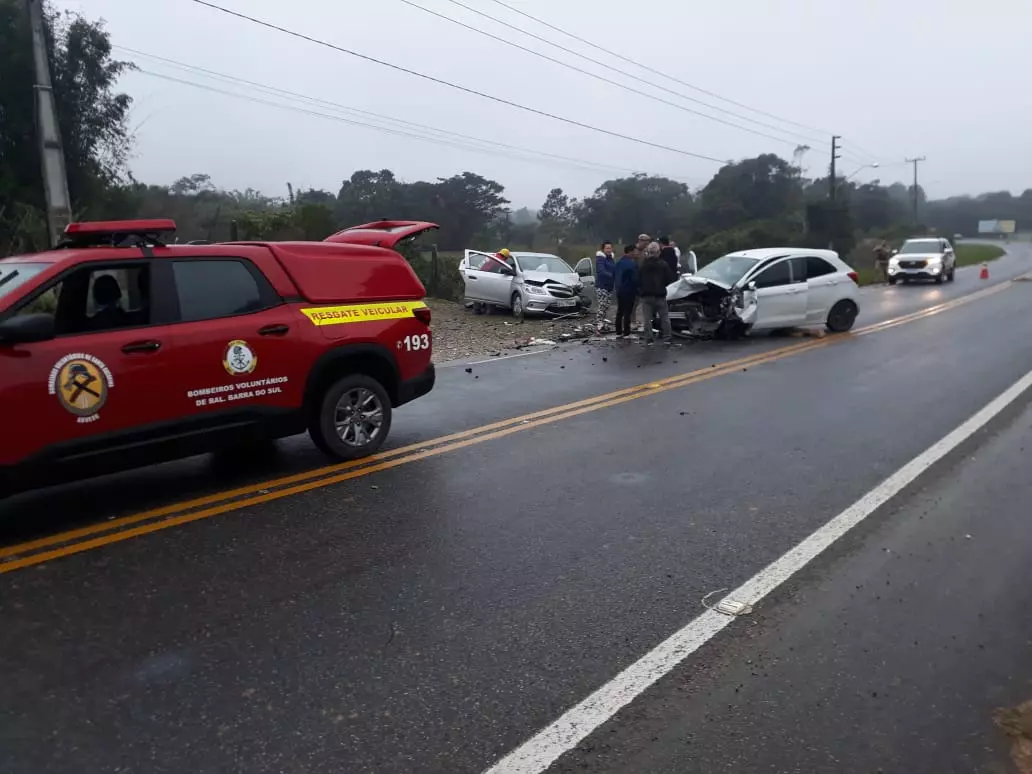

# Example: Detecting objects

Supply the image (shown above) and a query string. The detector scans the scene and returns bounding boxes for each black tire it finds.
[888,277,897,285]
[826,299,859,333]
[948,266,956,282]
[309,373,392,461]
[511,292,525,320]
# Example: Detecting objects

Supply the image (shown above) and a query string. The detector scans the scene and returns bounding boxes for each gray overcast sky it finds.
[59,0,1032,207]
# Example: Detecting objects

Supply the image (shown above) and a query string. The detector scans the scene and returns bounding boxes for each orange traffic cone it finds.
[980,263,989,280]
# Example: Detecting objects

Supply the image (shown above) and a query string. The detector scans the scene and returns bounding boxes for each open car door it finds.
[324,220,439,249]
[460,250,512,305]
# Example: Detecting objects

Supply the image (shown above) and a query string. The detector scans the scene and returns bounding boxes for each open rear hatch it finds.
[324,220,439,249]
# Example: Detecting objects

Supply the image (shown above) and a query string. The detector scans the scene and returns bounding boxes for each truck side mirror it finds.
[0,313,56,345]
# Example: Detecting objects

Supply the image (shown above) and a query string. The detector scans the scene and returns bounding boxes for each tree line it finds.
[3,3,1029,268]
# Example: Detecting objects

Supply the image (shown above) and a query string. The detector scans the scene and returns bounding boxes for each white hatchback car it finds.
[667,247,861,337]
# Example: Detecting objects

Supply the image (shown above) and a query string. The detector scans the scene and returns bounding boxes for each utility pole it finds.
[26,0,72,247]
[829,136,841,203]
[905,156,926,226]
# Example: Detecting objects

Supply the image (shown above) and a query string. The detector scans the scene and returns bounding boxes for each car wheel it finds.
[935,273,944,284]
[888,277,897,285]
[949,267,956,282]
[826,299,859,333]
[310,374,392,461]
[512,292,525,320]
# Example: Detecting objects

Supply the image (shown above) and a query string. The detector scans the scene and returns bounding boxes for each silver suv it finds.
[888,238,956,285]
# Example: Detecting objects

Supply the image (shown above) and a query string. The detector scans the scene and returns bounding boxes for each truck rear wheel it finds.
[310,374,393,460]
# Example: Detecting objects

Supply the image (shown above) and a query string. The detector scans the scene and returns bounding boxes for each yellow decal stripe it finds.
[300,300,426,326]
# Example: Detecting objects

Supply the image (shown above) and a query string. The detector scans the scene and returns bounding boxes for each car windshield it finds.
[515,254,573,274]
[694,254,761,285]
[899,241,941,254]
[0,262,48,303]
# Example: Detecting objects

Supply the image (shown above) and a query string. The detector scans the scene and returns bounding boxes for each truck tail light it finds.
[847,271,859,285]
[414,306,432,325]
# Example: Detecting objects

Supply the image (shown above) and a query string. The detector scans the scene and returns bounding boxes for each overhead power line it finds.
[122,51,702,182]
[431,0,825,148]
[186,0,730,165]
[483,0,833,139]
[397,0,826,149]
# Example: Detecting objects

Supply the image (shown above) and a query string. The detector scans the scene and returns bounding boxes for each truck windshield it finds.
[0,262,48,303]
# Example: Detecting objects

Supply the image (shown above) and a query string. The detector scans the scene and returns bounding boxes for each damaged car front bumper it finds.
[665,275,757,338]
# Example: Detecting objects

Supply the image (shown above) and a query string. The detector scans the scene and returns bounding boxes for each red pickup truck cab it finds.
[0,218,437,497]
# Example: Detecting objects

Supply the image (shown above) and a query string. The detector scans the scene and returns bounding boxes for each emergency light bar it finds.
[59,219,177,248]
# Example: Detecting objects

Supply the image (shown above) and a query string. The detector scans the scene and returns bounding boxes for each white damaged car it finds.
[666,247,861,338]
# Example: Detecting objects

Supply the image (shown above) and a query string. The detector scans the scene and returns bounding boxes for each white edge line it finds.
[438,347,558,368]
[483,366,1032,774]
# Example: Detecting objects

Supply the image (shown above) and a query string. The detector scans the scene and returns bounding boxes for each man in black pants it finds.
[639,241,677,346]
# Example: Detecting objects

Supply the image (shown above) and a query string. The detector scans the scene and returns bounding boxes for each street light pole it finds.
[25,0,71,247]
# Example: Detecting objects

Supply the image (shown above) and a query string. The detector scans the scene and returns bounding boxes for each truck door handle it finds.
[258,324,290,336]
[121,340,161,354]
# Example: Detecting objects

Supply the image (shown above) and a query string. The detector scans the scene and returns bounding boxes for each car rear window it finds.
[806,256,838,278]
[172,260,270,322]
[0,262,48,302]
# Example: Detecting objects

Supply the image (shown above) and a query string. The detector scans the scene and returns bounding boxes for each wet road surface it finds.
[2,243,1031,773]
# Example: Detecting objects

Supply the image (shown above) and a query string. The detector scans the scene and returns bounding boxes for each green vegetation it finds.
[1,1,1028,305]
[955,243,1005,267]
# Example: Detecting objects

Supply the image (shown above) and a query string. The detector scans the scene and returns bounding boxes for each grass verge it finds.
[955,243,1006,268]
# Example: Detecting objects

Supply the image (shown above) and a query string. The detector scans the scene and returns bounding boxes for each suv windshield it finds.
[514,254,573,274]
[0,262,48,303]
[694,254,760,285]
[899,241,941,255]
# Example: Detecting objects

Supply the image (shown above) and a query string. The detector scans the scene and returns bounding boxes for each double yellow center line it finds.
[0,278,1020,574]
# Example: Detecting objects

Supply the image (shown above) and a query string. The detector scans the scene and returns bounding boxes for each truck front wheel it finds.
[309,374,393,460]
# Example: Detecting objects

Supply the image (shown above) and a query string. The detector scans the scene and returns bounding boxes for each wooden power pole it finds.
[26,0,72,247]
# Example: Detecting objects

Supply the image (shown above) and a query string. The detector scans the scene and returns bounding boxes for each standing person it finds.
[633,233,651,263]
[658,236,679,275]
[873,240,891,284]
[629,233,650,331]
[613,245,639,338]
[639,241,676,346]
[594,241,616,333]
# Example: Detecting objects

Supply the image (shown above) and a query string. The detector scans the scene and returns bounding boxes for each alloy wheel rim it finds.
[333,388,384,447]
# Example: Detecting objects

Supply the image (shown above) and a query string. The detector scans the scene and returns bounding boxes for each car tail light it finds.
[847,271,859,285]
[413,306,432,325]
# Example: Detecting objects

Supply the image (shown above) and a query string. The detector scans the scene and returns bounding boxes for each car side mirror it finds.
[891,248,899,255]
[0,313,56,345]
[502,266,516,276]
[747,281,757,291]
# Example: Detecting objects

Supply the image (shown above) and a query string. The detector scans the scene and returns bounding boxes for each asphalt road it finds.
[2,242,1031,774]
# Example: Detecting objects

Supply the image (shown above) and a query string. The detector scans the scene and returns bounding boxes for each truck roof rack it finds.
[57,219,177,249]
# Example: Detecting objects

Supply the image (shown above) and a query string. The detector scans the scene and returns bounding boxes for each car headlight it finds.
[525,285,549,296]
[888,257,899,266]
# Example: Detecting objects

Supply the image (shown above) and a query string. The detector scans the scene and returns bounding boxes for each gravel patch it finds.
[428,299,599,363]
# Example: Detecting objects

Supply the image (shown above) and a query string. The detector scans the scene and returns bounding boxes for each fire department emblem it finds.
[48,353,115,424]
[223,340,257,376]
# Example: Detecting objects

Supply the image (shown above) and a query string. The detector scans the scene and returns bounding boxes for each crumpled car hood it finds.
[666,274,732,299]
[522,269,579,286]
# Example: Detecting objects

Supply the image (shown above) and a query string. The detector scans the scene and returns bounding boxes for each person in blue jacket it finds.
[594,240,616,333]
[613,244,639,338]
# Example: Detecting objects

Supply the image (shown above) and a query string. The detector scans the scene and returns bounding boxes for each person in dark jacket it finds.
[639,241,677,345]
[613,245,639,338]
[658,236,679,276]
[593,241,616,333]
